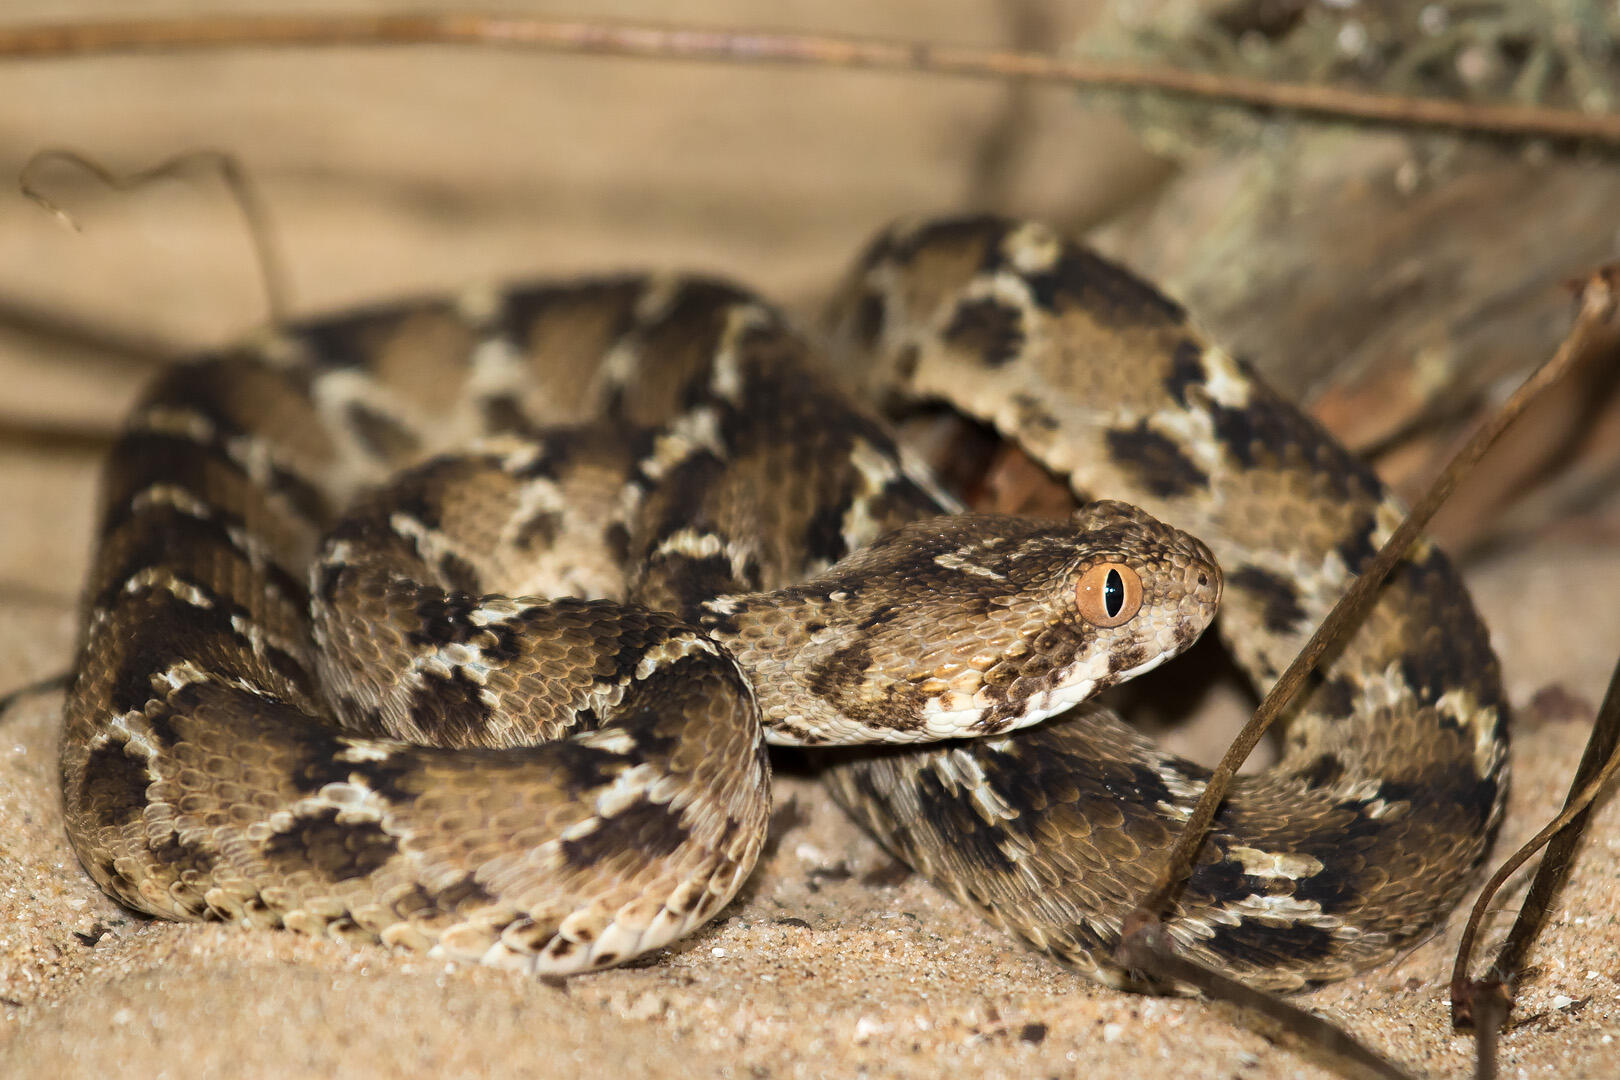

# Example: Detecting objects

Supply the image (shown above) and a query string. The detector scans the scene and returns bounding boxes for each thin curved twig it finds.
[0,13,1619,144]
[20,148,291,326]
[0,671,70,723]
[1451,647,1620,1037]
[1116,922,1416,1080]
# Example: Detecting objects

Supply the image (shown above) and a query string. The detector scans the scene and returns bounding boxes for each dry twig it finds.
[1,13,1619,144]
[1451,646,1620,1080]
[21,148,291,325]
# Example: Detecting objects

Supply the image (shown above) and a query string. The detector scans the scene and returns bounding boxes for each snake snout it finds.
[1183,535,1223,614]
[1152,531,1222,656]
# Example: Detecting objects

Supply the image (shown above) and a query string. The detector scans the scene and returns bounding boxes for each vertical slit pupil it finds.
[1104,568,1124,618]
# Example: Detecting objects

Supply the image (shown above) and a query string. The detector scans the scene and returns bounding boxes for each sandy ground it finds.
[2,3,1619,1078]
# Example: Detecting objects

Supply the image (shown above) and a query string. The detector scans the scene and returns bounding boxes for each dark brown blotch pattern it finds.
[559,798,690,870]
[406,669,498,748]
[264,808,399,884]
[77,741,154,831]
[344,400,421,462]
[1227,565,1307,635]
[1023,248,1186,327]
[942,297,1026,368]
[1104,421,1210,499]
[1163,338,1207,407]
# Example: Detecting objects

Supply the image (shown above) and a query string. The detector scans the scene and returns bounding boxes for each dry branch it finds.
[1,13,1619,144]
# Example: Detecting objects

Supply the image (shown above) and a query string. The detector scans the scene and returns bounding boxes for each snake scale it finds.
[61,215,1506,991]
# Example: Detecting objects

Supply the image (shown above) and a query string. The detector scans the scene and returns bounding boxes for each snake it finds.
[60,215,1507,992]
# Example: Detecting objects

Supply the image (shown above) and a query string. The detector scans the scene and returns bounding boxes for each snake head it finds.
[892,500,1223,738]
[733,502,1221,745]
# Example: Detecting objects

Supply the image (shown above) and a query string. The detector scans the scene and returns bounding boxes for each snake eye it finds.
[1075,562,1142,627]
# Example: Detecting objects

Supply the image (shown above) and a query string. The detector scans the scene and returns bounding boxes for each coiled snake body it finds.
[61,216,1506,990]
